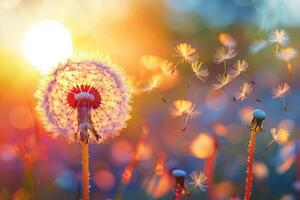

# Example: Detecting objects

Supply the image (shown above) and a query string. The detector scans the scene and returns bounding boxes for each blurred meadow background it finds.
[1,0,300,199]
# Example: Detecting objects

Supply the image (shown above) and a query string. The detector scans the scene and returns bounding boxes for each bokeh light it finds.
[94,169,116,191]
[190,133,215,159]
[9,106,33,130]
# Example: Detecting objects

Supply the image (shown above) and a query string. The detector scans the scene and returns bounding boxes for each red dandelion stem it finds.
[244,130,256,200]
[81,143,90,200]
[296,139,300,197]
[205,137,218,200]
[174,187,181,200]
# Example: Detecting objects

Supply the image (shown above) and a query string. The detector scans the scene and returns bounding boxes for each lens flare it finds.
[22,20,73,73]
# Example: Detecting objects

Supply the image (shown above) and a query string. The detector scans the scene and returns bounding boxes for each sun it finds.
[22,20,73,73]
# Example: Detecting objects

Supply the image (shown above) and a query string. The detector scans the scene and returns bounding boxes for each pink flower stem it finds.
[205,138,217,200]
[244,130,256,200]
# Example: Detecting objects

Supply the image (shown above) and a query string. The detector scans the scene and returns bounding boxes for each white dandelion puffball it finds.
[35,54,132,144]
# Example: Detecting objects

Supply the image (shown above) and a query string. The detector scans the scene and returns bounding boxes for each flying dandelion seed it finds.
[265,128,290,151]
[236,82,253,101]
[35,53,132,200]
[170,100,201,131]
[212,73,236,102]
[212,73,232,90]
[269,30,289,53]
[218,33,236,48]
[171,43,198,73]
[159,59,175,76]
[140,55,162,71]
[272,83,290,111]
[276,48,297,76]
[231,60,255,84]
[187,61,209,88]
[189,171,208,192]
[142,75,167,103]
[213,47,236,75]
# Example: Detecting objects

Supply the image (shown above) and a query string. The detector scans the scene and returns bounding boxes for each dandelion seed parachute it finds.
[35,53,132,144]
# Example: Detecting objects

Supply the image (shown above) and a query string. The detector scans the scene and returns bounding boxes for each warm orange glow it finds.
[94,169,116,191]
[213,123,228,136]
[253,161,269,180]
[122,163,135,185]
[146,174,172,198]
[191,133,215,159]
[110,140,133,164]
[215,181,234,199]
[9,107,33,130]
[136,144,152,161]
[155,154,165,176]
[239,106,253,123]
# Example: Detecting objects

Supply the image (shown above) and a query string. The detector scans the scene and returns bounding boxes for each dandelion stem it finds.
[187,74,196,88]
[264,140,275,151]
[244,130,256,200]
[274,43,279,54]
[82,143,90,200]
[205,138,217,200]
[154,90,167,103]
[171,59,182,74]
[174,188,181,200]
[296,141,300,197]
[182,112,191,131]
[223,60,227,75]
[281,95,287,111]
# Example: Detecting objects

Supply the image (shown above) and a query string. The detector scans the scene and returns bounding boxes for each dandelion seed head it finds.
[269,30,289,46]
[189,171,207,191]
[236,82,253,101]
[213,47,236,64]
[218,33,236,48]
[248,109,266,133]
[212,73,232,90]
[172,169,187,177]
[191,61,209,82]
[231,60,249,77]
[276,47,297,61]
[174,43,198,63]
[272,83,290,98]
[35,53,132,143]
[170,100,201,118]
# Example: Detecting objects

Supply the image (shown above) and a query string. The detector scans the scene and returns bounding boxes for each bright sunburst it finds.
[22,20,73,73]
